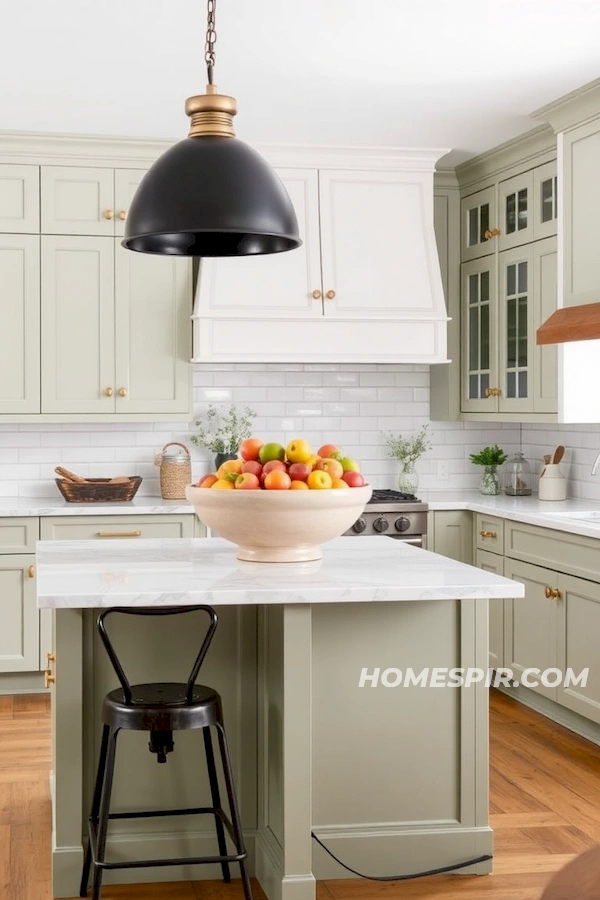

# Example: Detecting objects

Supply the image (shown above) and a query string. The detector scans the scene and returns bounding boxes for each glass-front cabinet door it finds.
[533,161,558,240]
[461,256,498,413]
[460,186,497,261]
[498,172,534,251]
[498,247,534,413]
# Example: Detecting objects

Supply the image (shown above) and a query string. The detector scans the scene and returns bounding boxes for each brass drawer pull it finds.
[544,586,561,600]
[44,669,56,689]
[96,530,142,538]
[28,564,35,578]
[479,530,497,539]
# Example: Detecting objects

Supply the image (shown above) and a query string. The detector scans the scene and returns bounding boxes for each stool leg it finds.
[92,726,119,900]
[216,723,253,900]
[203,726,231,883]
[80,725,110,897]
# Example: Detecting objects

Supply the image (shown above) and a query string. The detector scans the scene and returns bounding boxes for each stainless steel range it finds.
[343,489,428,547]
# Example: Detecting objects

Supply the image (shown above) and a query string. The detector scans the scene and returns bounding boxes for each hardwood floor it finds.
[1,689,599,899]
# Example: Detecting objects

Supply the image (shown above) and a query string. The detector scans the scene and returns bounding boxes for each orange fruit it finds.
[264,470,292,490]
[197,474,218,488]
[217,459,243,479]
[290,480,309,490]
[331,478,347,489]
[240,438,263,461]
[211,479,235,490]
[315,458,344,479]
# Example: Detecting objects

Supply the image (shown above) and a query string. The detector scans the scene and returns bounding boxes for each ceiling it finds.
[2,0,600,166]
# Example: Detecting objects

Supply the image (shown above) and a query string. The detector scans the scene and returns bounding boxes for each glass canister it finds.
[503,451,532,496]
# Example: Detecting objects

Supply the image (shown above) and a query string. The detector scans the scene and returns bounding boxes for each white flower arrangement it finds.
[190,404,257,454]
[381,424,432,464]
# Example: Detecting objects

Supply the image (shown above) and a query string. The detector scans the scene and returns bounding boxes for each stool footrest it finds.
[95,805,218,821]
[93,852,247,871]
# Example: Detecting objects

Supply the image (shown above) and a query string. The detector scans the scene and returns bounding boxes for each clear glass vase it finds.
[398,460,419,495]
[479,465,500,496]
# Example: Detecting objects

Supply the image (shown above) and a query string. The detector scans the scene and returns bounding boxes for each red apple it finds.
[288,462,312,483]
[235,473,260,490]
[239,438,263,461]
[318,443,340,458]
[261,459,287,478]
[241,460,263,478]
[342,471,365,488]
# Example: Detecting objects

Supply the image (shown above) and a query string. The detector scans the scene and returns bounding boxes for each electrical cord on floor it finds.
[311,832,492,881]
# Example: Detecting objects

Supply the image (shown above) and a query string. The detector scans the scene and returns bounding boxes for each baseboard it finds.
[0,671,46,694]
[310,824,493,880]
[255,828,316,900]
[496,684,600,745]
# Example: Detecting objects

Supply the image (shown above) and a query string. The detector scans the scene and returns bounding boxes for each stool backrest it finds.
[97,605,218,704]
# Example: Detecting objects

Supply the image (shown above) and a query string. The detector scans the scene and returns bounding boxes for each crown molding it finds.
[532,77,600,133]
[455,125,555,190]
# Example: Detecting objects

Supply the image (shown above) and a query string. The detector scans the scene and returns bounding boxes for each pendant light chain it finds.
[205,0,217,84]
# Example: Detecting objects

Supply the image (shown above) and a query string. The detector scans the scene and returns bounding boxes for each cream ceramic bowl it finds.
[185,483,372,562]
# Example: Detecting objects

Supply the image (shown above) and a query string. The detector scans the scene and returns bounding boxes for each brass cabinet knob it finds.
[104,387,114,397]
[28,564,35,579]
[118,387,128,397]
[103,209,114,220]
[47,652,55,666]
[485,387,501,398]
[118,210,127,221]
[325,290,336,300]
[312,289,322,300]
[545,586,561,600]
[484,227,500,240]
[44,669,56,689]
[479,530,497,539]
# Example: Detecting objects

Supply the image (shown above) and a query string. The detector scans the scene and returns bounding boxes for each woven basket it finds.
[56,477,143,503]
[154,442,192,499]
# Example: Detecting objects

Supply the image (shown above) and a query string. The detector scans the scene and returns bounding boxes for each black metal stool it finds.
[80,605,253,900]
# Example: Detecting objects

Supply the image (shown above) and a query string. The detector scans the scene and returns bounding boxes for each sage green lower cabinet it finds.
[40,514,196,542]
[556,572,600,724]
[430,510,473,563]
[0,555,38,672]
[476,549,505,669]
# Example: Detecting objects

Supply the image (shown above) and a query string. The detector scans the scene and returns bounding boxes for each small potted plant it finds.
[190,404,257,470]
[381,424,431,494]
[469,445,508,495]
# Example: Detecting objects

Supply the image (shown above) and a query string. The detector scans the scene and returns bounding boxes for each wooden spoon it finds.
[54,466,86,483]
[108,476,130,484]
[551,445,565,465]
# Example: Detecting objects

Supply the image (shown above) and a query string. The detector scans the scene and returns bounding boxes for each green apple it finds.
[341,457,360,472]
[328,451,345,462]
[259,442,286,464]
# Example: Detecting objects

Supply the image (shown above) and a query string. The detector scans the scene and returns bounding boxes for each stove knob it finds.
[352,517,367,534]
[395,516,411,533]
[373,516,389,533]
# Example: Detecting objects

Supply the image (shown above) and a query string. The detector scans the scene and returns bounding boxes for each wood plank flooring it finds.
[1,689,600,899]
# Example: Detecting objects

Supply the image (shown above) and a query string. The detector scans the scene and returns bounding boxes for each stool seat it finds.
[102,682,221,731]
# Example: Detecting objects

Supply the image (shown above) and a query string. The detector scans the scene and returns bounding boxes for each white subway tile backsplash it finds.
[4,363,599,498]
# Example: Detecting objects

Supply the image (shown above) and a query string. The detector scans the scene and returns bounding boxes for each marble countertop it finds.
[35,535,524,609]
[422,491,600,540]
[0,496,193,517]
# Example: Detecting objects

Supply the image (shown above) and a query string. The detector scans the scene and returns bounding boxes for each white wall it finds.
[0,364,522,498]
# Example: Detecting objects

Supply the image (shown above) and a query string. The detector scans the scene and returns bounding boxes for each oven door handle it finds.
[391,536,424,546]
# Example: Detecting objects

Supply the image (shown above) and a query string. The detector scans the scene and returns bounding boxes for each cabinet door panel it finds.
[115,245,191,414]
[195,169,322,319]
[319,169,443,319]
[461,256,498,412]
[557,572,600,724]
[533,237,558,413]
[563,122,600,306]
[41,236,115,413]
[498,172,534,251]
[504,558,557,701]
[0,165,39,233]
[0,235,40,413]
[0,556,39,673]
[432,511,473,564]
[460,186,497,261]
[498,246,534,413]
[476,549,505,669]
[40,515,195,541]
[114,169,145,238]
[533,162,558,241]
[41,166,115,236]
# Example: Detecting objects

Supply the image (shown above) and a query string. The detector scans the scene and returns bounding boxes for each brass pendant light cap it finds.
[186,87,237,138]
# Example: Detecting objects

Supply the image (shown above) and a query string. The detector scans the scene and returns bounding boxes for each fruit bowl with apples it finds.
[185,439,372,562]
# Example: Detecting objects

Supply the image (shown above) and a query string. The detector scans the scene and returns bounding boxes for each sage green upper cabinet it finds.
[197,169,322,319]
[498,171,534,251]
[562,118,600,307]
[41,166,116,236]
[460,186,497,261]
[113,169,145,237]
[41,236,191,415]
[461,255,497,412]
[41,236,115,414]
[0,165,39,233]
[0,235,40,414]
[114,245,191,414]
[533,161,558,240]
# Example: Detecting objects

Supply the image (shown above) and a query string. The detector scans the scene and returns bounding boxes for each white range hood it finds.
[192,145,450,365]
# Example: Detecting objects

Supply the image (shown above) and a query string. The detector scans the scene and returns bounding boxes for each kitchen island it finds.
[36,536,524,900]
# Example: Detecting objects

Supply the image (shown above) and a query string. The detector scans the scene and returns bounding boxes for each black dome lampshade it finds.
[122,2,301,258]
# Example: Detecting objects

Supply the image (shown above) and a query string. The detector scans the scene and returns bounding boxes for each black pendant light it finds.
[123,0,301,257]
